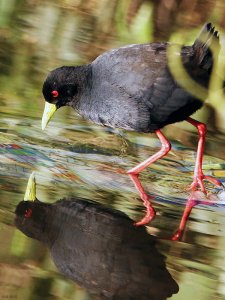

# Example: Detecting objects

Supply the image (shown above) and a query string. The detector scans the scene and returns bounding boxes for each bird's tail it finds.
[193,23,220,70]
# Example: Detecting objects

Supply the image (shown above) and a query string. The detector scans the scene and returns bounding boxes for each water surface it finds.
[1,1,225,299]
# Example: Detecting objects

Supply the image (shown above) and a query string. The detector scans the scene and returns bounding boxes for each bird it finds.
[15,174,179,300]
[41,23,223,193]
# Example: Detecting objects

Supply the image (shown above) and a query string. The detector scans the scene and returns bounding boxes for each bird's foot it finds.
[134,199,156,226]
[190,174,224,193]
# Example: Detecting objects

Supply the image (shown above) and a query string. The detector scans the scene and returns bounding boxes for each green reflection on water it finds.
[0,0,225,300]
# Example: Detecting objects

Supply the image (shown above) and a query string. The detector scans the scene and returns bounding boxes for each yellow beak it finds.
[41,102,57,130]
[24,172,36,201]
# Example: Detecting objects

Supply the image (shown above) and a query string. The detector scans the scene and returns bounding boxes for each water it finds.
[1,1,225,299]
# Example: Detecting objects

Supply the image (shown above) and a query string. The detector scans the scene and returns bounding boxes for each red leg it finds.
[187,117,223,193]
[127,129,171,175]
[171,198,197,241]
[129,174,156,226]
[127,130,170,226]
[171,191,219,241]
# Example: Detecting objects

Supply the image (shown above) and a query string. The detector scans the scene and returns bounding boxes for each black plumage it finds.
[15,198,179,300]
[41,23,223,194]
[42,23,219,133]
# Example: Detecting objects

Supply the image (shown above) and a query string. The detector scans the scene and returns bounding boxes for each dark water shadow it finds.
[15,197,179,300]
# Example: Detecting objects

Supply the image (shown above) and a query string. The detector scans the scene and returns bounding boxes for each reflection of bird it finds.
[41,23,222,192]
[15,198,179,299]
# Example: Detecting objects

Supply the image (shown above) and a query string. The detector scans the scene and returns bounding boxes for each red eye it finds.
[51,90,59,98]
[24,208,32,218]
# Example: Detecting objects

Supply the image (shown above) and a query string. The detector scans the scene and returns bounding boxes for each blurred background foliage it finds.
[1,0,225,132]
[1,1,225,300]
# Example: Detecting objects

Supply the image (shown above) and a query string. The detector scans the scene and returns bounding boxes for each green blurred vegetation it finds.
[0,0,225,132]
[0,0,225,300]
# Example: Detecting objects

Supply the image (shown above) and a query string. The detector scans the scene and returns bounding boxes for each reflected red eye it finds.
[24,208,32,218]
[51,90,59,98]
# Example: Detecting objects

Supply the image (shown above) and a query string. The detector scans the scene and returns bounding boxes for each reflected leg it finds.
[129,174,156,226]
[171,198,197,241]
[127,130,170,226]
[171,191,217,241]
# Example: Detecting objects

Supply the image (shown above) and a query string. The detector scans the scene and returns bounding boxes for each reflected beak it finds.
[41,102,57,130]
[24,172,36,201]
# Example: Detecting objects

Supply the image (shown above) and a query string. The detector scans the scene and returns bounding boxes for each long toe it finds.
[135,206,156,226]
[204,175,224,188]
[190,174,223,193]
[190,178,206,193]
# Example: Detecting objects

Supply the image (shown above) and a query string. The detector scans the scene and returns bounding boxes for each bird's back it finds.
[76,23,219,132]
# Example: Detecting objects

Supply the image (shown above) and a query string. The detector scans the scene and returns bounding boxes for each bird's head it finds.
[41,65,90,130]
[14,172,49,242]
[15,199,47,241]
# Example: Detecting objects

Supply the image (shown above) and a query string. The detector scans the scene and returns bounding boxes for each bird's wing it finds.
[92,43,169,103]
[92,43,196,125]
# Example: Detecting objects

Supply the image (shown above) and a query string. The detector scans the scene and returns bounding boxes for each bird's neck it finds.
[70,64,93,110]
